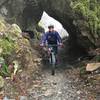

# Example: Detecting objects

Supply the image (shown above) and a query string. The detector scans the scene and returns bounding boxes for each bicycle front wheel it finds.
[51,53,56,75]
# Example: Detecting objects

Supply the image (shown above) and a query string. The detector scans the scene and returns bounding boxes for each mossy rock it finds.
[7,24,22,41]
[0,18,6,32]
[0,38,15,56]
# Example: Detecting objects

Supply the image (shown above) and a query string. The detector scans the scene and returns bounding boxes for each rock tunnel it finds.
[0,0,93,61]
[21,0,89,61]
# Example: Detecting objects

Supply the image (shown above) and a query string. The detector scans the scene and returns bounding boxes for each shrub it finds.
[0,38,15,56]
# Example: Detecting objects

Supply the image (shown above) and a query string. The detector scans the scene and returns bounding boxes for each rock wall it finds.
[0,17,41,77]
[0,0,98,60]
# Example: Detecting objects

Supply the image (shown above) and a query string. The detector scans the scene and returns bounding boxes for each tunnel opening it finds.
[21,11,89,62]
[38,11,69,39]
[20,2,91,62]
[39,12,91,62]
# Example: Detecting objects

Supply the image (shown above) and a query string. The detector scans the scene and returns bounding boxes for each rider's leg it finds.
[53,46,60,64]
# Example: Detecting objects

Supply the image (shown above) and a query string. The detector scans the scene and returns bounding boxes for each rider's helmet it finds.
[48,25,54,29]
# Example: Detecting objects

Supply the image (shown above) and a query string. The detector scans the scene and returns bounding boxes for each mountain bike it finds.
[46,45,58,75]
[42,44,63,75]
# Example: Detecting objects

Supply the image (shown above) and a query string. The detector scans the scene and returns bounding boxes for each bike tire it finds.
[51,64,55,75]
[51,53,56,75]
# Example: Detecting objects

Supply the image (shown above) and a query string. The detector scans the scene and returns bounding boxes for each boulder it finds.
[86,63,100,72]
[7,23,22,41]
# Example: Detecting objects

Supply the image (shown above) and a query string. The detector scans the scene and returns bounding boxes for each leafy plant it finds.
[0,64,9,76]
[0,57,9,77]
[0,37,15,56]
[71,0,100,43]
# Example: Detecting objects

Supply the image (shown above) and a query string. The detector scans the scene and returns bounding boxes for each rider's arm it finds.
[56,31,62,43]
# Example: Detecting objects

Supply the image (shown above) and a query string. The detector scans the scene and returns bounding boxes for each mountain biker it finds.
[40,25,63,56]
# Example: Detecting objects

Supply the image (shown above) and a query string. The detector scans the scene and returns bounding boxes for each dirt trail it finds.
[3,63,96,100]
[26,65,88,100]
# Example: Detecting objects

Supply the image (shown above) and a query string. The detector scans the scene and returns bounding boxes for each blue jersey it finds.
[41,31,62,44]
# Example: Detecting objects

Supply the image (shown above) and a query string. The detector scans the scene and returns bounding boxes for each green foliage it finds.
[94,55,100,62]
[80,66,87,76]
[71,0,100,42]
[0,37,15,56]
[0,64,9,77]
[0,57,9,77]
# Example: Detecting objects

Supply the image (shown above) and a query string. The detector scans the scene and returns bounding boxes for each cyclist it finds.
[40,25,63,60]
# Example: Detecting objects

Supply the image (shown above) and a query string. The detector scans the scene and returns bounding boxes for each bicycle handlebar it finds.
[40,43,64,48]
[44,44,63,47]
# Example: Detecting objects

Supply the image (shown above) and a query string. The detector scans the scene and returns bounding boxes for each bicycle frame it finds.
[42,44,63,75]
[47,45,58,75]
[48,46,56,64]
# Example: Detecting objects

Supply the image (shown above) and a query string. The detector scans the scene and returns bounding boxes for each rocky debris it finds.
[12,60,19,75]
[0,17,6,32]
[83,48,100,72]
[26,69,91,100]
[0,76,4,88]
[33,58,42,63]
[43,89,54,97]
[75,61,100,100]
[86,63,100,72]
[21,32,30,40]
[76,90,81,95]
[3,96,9,100]
[19,96,27,100]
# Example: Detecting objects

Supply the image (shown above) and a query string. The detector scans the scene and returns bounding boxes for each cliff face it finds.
[0,0,42,29]
[0,0,99,59]
[0,0,74,31]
